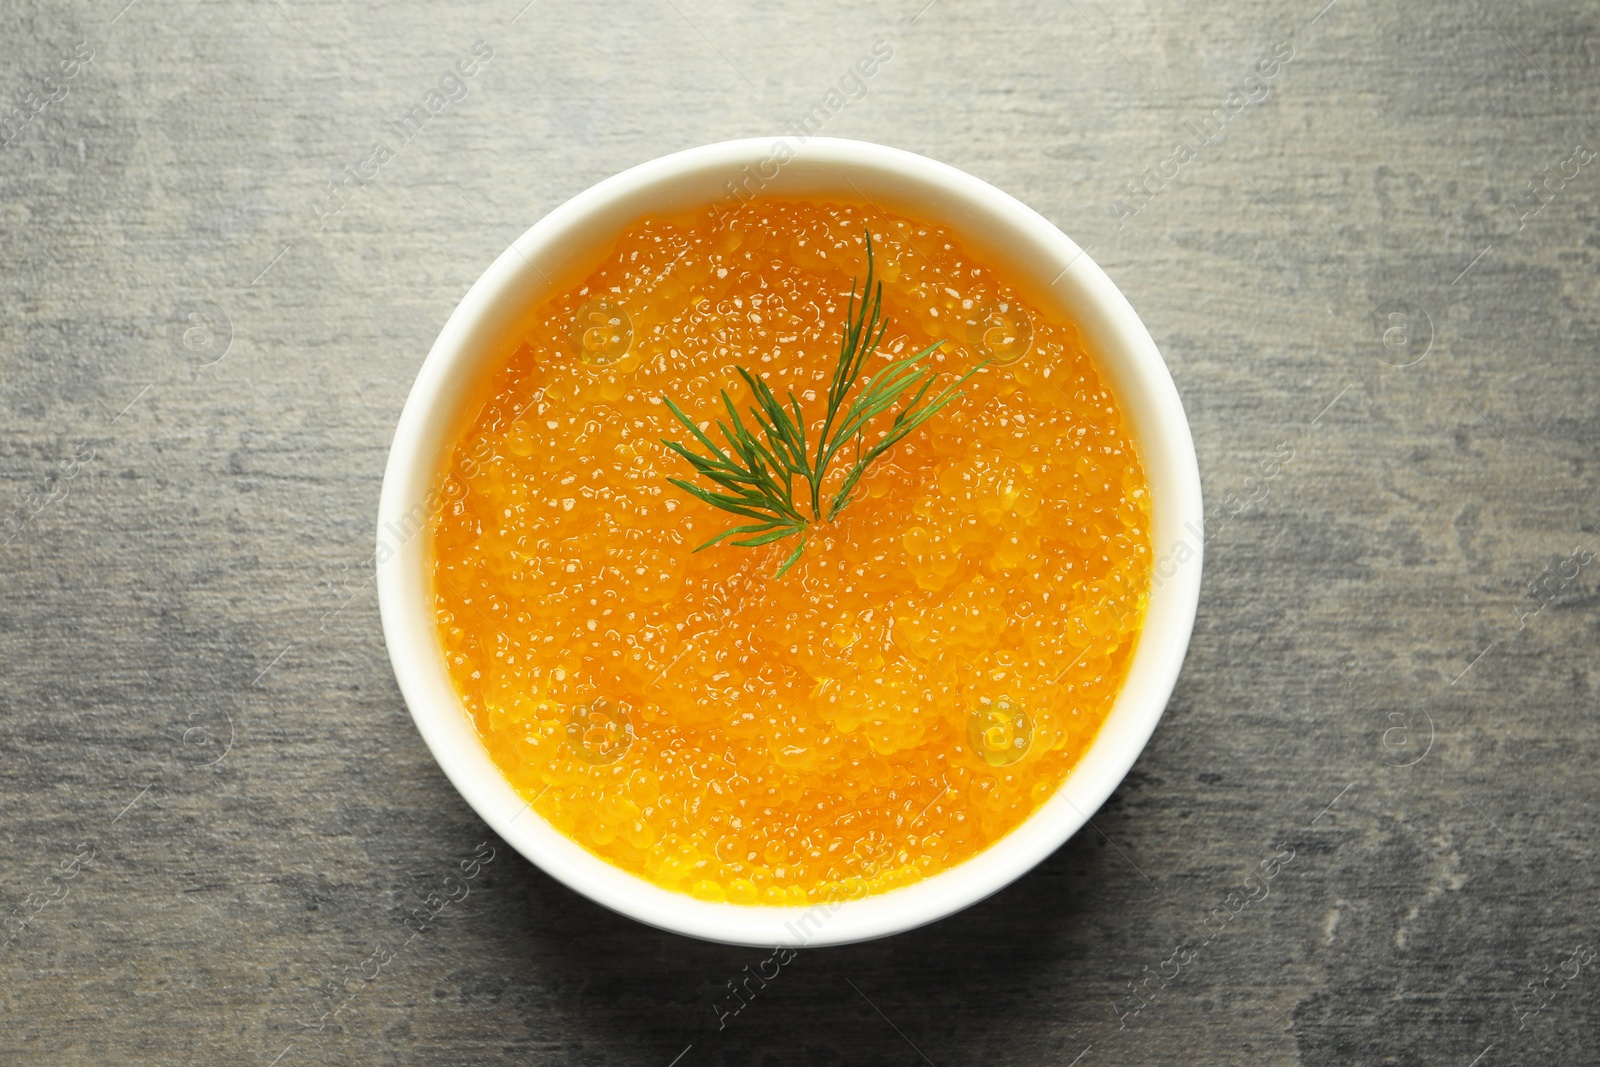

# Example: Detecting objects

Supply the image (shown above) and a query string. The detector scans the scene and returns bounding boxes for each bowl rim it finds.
[377,136,1203,947]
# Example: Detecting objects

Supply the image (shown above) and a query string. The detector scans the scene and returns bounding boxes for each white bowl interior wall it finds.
[377,137,1203,947]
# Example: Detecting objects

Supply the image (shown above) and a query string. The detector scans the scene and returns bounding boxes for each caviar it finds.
[430,198,1151,905]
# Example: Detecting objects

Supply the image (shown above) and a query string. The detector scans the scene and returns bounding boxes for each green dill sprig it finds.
[661,230,983,577]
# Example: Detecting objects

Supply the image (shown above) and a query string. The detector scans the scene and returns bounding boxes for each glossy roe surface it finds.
[430,198,1151,905]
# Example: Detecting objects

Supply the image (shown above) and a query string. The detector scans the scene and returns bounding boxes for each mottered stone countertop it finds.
[2,0,1597,1063]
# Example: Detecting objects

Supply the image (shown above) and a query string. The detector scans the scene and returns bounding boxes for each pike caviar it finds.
[430,198,1151,905]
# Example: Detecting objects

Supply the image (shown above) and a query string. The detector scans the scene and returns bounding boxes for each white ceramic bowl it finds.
[377,137,1202,947]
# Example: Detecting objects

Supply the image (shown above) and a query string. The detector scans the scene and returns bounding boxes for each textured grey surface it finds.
[3,0,1599,1063]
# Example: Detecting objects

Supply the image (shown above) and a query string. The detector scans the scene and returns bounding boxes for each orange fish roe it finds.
[430,198,1151,906]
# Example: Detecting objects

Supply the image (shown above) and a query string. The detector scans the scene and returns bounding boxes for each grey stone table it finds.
[3,0,1597,1063]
